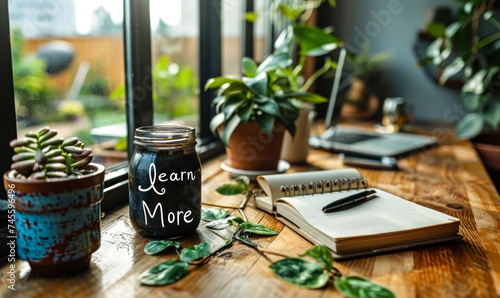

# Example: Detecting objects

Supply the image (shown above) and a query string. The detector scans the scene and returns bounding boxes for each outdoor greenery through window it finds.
[8,0,127,168]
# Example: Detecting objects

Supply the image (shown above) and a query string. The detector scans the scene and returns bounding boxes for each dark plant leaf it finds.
[276,92,328,104]
[144,240,182,255]
[242,72,268,96]
[255,113,275,136]
[227,216,244,225]
[293,25,340,57]
[216,183,247,195]
[223,96,246,120]
[299,245,334,272]
[439,57,465,85]
[483,100,500,127]
[257,52,293,73]
[240,222,278,236]
[221,116,241,147]
[206,216,240,230]
[234,231,259,247]
[180,242,211,263]
[456,113,484,140]
[139,259,189,286]
[234,175,250,188]
[201,207,230,222]
[205,77,242,90]
[242,57,258,77]
[258,98,281,116]
[237,101,254,123]
[334,276,395,298]
[210,113,225,136]
[269,258,329,289]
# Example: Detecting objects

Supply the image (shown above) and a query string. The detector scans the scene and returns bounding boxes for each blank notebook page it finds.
[277,188,460,240]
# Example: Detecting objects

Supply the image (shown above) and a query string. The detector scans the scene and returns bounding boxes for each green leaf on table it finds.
[139,259,189,286]
[144,240,181,255]
[234,175,250,188]
[334,276,395,298]
[299,245,334,272]
[456,113,484,140]
[206,216,240,230]
[234,231,259,247]
[269,258,329,289]
[240,222,278,236]
[228,216,244,225]
[242,57,258,78]
[293,25,340,57]
[180,242,211,263]
[216,183,247,196]
[201,207,230,222]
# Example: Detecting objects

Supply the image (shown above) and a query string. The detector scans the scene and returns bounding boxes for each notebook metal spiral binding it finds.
[280,177,368,197]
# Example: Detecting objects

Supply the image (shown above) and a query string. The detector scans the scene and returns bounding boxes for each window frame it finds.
[0,0,259,211]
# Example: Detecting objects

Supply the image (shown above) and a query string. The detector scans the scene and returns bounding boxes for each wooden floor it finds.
[2,131,500,297]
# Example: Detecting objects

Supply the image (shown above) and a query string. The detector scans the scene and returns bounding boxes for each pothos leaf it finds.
[144,240,181,255]
[180,242,211,263]
[269,258,329,289]
[240,222,278,236]
[206,216,240,230]
[201,208,230,222]
[216,183,247,195]
[299,245,334,272]
[334,276,395,298]
[139,259,189,286]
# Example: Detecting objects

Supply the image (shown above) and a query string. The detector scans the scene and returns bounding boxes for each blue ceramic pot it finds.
[3,163,105,275]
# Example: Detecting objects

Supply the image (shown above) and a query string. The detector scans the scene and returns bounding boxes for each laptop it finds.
[309,49,437,158]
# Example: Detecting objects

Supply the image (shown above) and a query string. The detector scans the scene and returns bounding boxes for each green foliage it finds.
[216,175,250,195]
[270,258,330,289]
[334,276,395,298]
[205,0,338,146]
[422,1,500,138]
[239,222,279,236]
[144,240,181,255]
[201,208,230,222]
[10,28,54,124]
[300,245,334,271]
[179,242,211,263]
[139,259,189,286]
[346,44,392,83]
[9,127,93,179]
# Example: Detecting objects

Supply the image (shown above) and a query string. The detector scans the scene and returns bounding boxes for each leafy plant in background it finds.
[422,0,500,139]
[10,28,54,126]
[9,127,93,179]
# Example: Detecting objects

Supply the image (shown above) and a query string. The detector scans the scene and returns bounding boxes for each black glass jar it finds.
[129,125,201,238]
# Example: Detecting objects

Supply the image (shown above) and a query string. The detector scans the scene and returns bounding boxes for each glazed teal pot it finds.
[3,163,105,276]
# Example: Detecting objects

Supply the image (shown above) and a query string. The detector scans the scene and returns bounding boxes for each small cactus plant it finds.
[9,127,93,179]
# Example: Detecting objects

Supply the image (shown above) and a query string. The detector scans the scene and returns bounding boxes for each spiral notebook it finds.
[256,169,461,260]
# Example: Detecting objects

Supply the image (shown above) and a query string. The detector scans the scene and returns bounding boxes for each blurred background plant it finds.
[11,28,55,127]
[422,0,500,139]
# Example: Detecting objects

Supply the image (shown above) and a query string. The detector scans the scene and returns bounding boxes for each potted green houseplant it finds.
[342,44,391,121]
[422,0,500,188]
[3,127,105,276]
[206,2,342,168]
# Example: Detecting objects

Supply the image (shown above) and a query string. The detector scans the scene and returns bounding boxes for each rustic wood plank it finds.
[1,125,500,297]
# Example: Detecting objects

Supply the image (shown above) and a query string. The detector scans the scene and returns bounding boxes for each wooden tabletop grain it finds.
[2,130,500,298]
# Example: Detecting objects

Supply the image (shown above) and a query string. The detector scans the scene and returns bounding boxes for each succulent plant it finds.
[9,127,93,179]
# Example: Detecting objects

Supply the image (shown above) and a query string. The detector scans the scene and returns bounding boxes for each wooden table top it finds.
[2,131,500,297]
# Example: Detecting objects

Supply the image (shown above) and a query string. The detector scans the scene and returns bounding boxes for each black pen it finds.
[321,190,377,212]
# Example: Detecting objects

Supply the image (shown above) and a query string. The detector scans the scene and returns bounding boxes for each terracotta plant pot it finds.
[223,121,285,171]
[341,78,379,121]
[3,163,105,276]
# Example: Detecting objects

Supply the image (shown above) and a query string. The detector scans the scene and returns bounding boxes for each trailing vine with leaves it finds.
[139,177,394,297]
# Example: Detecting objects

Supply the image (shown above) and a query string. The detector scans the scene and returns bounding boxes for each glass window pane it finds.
[8,0,127,168]
[150,0,199,128]
[222,0,242,76]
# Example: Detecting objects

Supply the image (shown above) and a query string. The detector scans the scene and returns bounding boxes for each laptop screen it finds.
[324,48,347,128]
